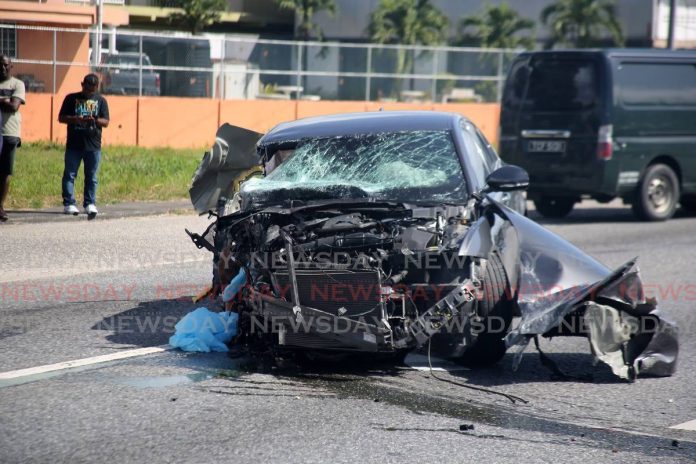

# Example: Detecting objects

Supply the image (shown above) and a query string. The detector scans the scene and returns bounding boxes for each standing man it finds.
[58,73,109,219]
[0,54,26,222]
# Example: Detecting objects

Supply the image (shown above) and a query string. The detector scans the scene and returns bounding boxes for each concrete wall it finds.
[22,95,502,149]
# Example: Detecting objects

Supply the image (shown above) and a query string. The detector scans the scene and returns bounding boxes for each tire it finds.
[458,253,515,368]
[632,164,679,221]
[533,196,575,218]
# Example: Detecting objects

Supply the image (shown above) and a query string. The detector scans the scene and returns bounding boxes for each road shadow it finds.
[90,300,652,386]
[5,209,62,215]
[529,204,696,225]
[91,298,199,347]
[452,351,624,385]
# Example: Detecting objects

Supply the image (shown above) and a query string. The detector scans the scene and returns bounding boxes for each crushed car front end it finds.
[187,113,678,379]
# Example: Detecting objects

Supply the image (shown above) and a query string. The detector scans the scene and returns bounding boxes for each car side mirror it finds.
[484,165,529,192]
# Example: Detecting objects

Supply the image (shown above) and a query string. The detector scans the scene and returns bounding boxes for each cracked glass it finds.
[242,130,468,205]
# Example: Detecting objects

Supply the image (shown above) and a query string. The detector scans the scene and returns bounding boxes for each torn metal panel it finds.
[584,302,638,379]
[495,201,678,379]
[189,123,263,214]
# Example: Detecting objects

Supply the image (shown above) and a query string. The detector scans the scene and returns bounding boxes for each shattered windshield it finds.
[241,130,468,206]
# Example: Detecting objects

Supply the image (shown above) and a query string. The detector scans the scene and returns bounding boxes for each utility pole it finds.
[94,0,103,66]
[667,0,677,49]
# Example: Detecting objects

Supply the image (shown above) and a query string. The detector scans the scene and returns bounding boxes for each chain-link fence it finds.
[1,23,520,102]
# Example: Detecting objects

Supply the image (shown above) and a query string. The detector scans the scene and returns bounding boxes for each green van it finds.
[499,49,696,221]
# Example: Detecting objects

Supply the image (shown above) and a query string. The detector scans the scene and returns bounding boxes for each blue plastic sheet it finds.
[222,268,247,303]
[169,307,238,352]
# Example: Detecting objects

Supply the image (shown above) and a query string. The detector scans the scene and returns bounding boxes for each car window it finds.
[105,55,152,67]
[244,130,468,205]
[459,122,491,187]
[475,128,500,170]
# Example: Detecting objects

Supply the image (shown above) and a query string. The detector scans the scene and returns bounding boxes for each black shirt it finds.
[59,92,110,151]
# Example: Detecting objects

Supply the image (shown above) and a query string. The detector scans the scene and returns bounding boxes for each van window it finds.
[619,62,696,106]
[502,59,529,110]
[525,59,598,111]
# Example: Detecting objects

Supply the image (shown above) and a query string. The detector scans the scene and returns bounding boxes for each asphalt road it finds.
[1,201,695,463]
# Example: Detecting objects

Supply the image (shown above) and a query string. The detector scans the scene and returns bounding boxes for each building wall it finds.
[654,0,696,47]
[13,28,90,95]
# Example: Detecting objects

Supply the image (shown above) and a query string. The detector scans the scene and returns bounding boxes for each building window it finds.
[0,24,17,58]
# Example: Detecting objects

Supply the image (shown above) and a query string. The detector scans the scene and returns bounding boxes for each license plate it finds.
[527,140,566,153]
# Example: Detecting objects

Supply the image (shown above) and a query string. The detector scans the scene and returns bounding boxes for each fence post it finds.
[296,42,303,100]
[222,38,226,100]
[431,49,438,103]
[138,35,143,97]
[365,45,372,102]
[496,50,504,102]
[52,30,57,94]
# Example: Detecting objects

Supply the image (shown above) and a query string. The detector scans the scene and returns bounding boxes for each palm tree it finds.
[169,0,227,35]
[541,0,624,48]
[276,0,337,40]
[458,3,535,49]
[457,3,535,102]
[368,0,448,96]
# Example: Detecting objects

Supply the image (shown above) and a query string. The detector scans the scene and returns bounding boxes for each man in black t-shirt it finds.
[58,73,110,219]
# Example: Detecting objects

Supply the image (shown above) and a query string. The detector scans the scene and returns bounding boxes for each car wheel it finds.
[533,196,575,218]
[458,253,515,368]
[632,164,679,221]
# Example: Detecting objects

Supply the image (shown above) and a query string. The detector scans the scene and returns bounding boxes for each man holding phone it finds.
[58,73,109,219]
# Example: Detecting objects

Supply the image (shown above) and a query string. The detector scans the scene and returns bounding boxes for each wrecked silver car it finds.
[187,111,678,380]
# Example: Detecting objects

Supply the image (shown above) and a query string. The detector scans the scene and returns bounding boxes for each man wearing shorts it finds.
[0,54,26,222]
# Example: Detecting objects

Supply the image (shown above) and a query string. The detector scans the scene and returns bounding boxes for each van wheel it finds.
[458,253,514,368]
[533,196,575,218]
[632,164,679,221]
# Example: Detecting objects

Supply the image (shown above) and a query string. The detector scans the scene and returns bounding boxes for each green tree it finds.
[169,0,227,35]
[368,0,448,96]
[541,0,624,48]
[276,0,337,40]
[457,3,535,102]
[458,3,535,49]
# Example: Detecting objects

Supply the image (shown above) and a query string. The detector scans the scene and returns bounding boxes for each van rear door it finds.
[501,53,606,190]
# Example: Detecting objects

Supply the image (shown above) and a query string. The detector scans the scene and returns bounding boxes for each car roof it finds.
[259,111,462,145]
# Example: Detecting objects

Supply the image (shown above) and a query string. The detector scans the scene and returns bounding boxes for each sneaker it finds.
[85,204,98,220]
[64,204,79,216]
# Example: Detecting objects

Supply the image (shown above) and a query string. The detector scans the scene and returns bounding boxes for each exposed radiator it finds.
[274,267,383,319]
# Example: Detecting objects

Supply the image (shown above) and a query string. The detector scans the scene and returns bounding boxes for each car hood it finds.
[189,123,263,214]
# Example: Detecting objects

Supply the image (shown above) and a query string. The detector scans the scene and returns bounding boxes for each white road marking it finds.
[669,419,696,431]
[0,346,170,380]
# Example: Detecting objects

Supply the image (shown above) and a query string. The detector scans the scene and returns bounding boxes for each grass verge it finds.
[6,142,204,209]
